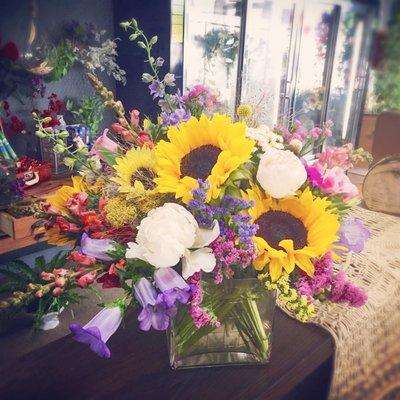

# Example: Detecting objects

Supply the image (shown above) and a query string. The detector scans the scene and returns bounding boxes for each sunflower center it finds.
[255,210,307,250]
[180,145,221,180]
[130,167,156,190]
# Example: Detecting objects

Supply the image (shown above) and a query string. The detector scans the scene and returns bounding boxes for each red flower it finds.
[138,131,154,149]
[96,260,125,288]
[68,250,96,266]
[80,211,104,232]
[55,216,81,233]
[0,41,19,62]
[97,273,121,289]
[109,259,126,276]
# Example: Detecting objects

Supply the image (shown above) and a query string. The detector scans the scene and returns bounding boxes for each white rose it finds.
[256,148,307,198]
[126,203,220,279]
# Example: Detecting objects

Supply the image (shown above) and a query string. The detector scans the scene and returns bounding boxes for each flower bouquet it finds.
[1,18,372,368]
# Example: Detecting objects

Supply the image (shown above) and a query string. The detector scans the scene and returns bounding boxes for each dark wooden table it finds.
[0,308,333,400]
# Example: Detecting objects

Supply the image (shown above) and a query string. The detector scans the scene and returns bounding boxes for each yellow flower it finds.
[244,185,340,281]
[46,176,86,214]
[35,225,76,247]
[111,147,157,197]
[154,114,255,203]
[104,197,137,228]
[236,103,253,119]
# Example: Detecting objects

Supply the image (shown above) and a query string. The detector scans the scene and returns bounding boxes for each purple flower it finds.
[161,108,191,126]
[154,267,191,307]
[329,271,368,307]
[69,307,123,358]
[134,278,176,331]
[336,217,370,253]
[149,80,164,99]
[80,233,114,261]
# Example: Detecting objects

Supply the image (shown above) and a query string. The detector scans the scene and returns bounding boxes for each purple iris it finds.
[134,277,179,331]
[69,307,123,358]
[336,217,371,253]
[148,80,164,99]
[80,233,114,261]
[154,267,191,307]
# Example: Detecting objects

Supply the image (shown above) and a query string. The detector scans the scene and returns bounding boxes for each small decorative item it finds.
[11,18,371,368]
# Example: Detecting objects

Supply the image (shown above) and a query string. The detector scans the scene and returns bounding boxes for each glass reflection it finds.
[183,0,242,115]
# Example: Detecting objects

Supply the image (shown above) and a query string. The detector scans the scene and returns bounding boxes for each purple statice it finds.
[336,217,370,254]
[296,252,334,300]
[329,271,367,307]
[149,80,164,99]
[134,277,177,331]
[187,272,220,329]
[70,306,123,358]
[188,180,257,282]
[296,251,367,307]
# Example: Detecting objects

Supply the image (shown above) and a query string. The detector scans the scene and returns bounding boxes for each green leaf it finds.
[96,145,119,166]
[0,280,26,293]
[34,256,46,273]
[5,260,38,281]
[0,267,24,280]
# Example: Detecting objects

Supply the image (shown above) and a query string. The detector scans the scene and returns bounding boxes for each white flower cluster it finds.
[246,125,284,152]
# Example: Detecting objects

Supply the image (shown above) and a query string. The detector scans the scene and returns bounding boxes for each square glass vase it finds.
[167,278,276,369]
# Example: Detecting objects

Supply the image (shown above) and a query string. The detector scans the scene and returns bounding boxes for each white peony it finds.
[125,203,219,279]
[256,148,307,198]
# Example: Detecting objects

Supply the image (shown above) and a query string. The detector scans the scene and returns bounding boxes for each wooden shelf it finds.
[0,176,72,256]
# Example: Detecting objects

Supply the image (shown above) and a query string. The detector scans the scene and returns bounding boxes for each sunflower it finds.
[112,147,157,197]
[154,114,255,203]
[46,176,86,214]
[243,185,340,281]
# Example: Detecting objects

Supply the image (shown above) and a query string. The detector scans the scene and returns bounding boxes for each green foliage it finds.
[118,260,155,291]
[45,43,77,82]
[66,95,105,139]
[195,28,240,68]
[374,13,400,112]
[96,145,118,165]
[0,58,35,103]
[107,243,127,260]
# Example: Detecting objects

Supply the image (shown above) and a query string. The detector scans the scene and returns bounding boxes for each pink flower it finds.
[41,202,59,215]
[317,144,353,170]
[320,167,358,200]
[68,250,97,266]
[52,287,63,297]
[111,123,135,142]
[76,269,97,288]
[66,192,88,217]
[90,129,119,161]
[41,272,55,281]
[53,268,68,276]
[130,109,140,126]
[310,127,322,139]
